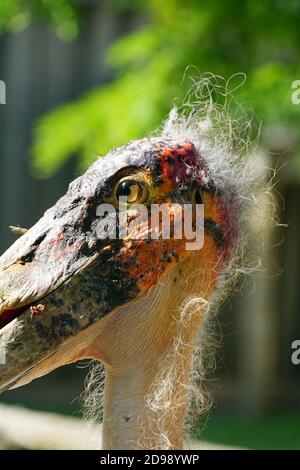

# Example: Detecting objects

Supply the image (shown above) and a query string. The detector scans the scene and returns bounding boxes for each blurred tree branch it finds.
[2,0,300,177]
[0,0,79,40]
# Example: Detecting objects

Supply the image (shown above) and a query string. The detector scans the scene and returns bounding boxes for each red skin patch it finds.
[160,142,206,185]
[159,141,238,262]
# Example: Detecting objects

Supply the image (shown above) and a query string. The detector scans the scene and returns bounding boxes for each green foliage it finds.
[193,412,300,450]
[8,0,299,177]
[0,0,78,40]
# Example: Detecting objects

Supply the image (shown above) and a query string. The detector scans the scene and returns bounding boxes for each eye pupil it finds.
[116,180,143,203]
[194,190,203,205]
[117,181,132,197]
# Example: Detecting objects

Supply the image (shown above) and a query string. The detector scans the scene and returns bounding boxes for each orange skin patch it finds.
[117,199,223,294]
[125,234,222,294]
[122,239,186,291]
[202,192,220,223]
[112,142,229,295]
[117,202,190,291]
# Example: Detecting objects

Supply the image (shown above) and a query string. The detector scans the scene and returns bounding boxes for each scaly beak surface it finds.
[0,149,145,392]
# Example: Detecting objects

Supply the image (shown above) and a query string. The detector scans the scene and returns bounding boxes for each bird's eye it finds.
[192,189,203,205]
[114,177,150,206]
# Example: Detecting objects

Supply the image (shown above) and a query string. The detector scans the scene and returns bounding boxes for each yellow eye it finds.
[114,177,150,206]
[192,189,203,205]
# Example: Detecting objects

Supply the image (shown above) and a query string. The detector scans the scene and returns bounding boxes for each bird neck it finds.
[101,349,193,450]
[99,274,207,449]
[92,255,218,450]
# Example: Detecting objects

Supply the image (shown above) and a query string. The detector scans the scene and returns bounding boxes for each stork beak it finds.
[0,151,144,392]
[0,138,211,393]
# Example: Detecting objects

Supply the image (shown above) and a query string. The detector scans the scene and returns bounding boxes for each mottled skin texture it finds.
[0,137,238,448]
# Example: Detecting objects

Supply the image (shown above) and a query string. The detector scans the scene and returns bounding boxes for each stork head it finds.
[0,113,252,393]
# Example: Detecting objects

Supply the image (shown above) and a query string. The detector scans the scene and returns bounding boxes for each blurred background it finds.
[0,0,299,450]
